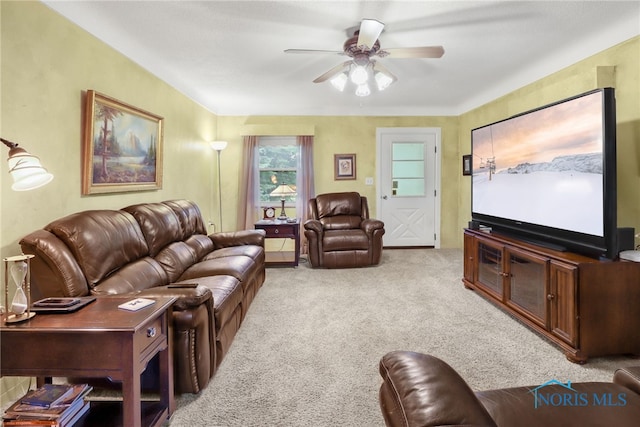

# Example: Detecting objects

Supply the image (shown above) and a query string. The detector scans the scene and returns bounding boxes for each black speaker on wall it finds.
[616,227,635,254]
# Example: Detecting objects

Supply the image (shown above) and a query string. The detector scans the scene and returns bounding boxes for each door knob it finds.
[382,195,388,200]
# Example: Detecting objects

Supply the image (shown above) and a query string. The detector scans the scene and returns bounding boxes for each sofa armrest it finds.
[379,351,496,427]
[209,229,265,249]
[614,367,640,396]
[136,284,213,311]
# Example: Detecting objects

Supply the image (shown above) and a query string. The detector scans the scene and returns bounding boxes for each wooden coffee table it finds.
[0,296,176,427]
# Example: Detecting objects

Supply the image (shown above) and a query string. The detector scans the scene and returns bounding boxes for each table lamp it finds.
[270,183,296,220]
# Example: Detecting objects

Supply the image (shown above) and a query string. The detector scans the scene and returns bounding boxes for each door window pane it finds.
[391,142,425,196]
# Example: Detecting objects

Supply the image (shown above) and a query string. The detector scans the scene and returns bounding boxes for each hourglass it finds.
[3,254,36,323]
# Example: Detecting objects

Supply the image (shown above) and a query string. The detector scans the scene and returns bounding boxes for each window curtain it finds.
[296,135,315,254]
[237,135,259,230]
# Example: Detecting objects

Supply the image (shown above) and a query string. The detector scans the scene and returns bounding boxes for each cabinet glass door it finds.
[506,249,549,328]
[477,241,504,298]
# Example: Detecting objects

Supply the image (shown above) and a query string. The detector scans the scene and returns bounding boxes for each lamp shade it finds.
[210,141,228,151]
[270,183,297,198]
[3,143,54,191]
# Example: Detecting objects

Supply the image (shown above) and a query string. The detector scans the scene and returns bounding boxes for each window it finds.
[258,136,299,207]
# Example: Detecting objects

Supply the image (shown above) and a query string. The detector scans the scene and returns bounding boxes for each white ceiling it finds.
[43,1,640,116]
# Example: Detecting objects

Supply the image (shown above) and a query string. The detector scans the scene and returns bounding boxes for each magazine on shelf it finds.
[20,384,75,408]
[3,384,92,424]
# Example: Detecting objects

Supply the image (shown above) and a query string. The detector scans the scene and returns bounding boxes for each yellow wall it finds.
[217,115,460,246]
[458,37,640,248]
[0,1,219,405]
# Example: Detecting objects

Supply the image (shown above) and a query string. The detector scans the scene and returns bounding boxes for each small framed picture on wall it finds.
[462,154,472,176]
[334,153,356,180]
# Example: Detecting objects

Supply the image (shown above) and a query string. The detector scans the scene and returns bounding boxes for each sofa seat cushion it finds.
[203,245,265,264]
[178,256,258,287]
[323,229,369,251]
[476,382,640,427]
[176,276,242,334]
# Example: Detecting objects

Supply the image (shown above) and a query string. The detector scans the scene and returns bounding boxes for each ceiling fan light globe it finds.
[375,71,394,91]
[355,83,371,97]
[330,73,348,91]
[350,65,368,85]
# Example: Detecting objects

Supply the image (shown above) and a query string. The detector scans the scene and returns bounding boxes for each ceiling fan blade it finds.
[285,49,343,55]
[356,19,385,50]
[313,61,351,83]
[380,46,445,58]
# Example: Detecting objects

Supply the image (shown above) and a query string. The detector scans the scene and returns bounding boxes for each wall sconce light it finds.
[1,138,53,191]
[210,141,228,231]
[270,183,297,220]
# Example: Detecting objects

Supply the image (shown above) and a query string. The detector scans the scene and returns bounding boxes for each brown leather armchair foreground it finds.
[379,351,640,427]
[304,192,385,268]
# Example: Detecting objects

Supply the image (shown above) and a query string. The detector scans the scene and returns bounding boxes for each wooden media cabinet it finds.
[463,228,640,363]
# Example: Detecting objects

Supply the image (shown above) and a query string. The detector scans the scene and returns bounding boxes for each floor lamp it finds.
[210,141,228,232]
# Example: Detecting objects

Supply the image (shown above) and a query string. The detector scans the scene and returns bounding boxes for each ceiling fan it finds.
[285,19,444,96]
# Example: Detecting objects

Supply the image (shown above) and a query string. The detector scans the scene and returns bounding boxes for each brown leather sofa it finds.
[19,199,265,394]
[379,351,640,427]
[304,192,385,268]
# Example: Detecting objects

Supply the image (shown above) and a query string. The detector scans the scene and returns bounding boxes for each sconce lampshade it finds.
[2,138,53,191]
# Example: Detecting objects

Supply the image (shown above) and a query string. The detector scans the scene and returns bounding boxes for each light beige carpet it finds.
[166,248,638,426]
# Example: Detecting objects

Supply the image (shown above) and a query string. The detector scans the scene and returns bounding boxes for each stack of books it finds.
[2,383,92,426]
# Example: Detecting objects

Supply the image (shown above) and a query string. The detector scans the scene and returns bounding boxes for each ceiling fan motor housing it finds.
[344,33,381,58]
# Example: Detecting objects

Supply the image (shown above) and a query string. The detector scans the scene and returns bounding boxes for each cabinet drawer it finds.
[260,225,296,237]
[135,315,164,357]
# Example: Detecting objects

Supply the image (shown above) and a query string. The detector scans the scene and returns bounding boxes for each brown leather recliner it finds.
[379,351,640,427]
[304,192,385,268]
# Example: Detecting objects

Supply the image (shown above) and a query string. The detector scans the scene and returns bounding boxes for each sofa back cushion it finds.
[163,200,208,236]
[45,210,149,288]
[122,202,183,256]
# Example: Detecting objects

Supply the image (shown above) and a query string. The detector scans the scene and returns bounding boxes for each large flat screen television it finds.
[471,87,617,259]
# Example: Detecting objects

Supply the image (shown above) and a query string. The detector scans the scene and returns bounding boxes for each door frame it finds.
[376,127,441,249]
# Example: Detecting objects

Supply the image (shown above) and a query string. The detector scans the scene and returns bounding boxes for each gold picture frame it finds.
[334,153,356,180]
[82,90,163,195]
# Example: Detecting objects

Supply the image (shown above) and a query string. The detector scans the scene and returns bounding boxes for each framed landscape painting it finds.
[82,90,163,195]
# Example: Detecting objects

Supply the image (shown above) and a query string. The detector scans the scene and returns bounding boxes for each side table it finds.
[0,296,176,427]
[255,218,300,267]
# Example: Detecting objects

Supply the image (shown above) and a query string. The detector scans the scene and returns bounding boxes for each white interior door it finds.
[377,128,440,248]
